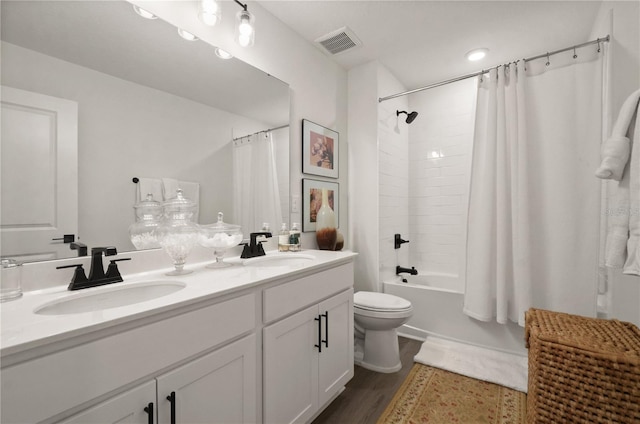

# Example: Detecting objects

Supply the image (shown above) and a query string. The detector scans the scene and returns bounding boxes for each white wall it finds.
[2,41,270,251]
[592,1,640,325]
[377,66,410,286]
[407,80,476,291]
[130,1,349,251]
[348,61,379,292]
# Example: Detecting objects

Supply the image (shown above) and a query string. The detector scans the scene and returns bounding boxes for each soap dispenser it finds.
[278,223,289,252]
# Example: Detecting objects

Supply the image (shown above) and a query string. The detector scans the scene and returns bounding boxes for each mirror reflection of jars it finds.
[315,189,337,250]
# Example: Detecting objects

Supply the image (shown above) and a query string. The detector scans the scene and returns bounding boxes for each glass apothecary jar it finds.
[129,193,163,250]
[199,212,243,268]
[156,189,200,275]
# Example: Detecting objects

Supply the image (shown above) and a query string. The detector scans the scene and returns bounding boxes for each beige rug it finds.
[377,363,526,424]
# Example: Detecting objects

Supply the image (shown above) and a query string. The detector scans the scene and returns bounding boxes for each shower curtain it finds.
[233,132,283,234]
[464,49,605,326]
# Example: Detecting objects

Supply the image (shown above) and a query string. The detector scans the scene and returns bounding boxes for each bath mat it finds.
[377,363,526,424]
[413,336,528,393]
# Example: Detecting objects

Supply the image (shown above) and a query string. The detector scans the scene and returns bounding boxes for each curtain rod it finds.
[233,124,289,141]
[378,35,610,103]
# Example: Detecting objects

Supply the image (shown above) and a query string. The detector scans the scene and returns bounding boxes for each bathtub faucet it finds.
[396,265,418,276]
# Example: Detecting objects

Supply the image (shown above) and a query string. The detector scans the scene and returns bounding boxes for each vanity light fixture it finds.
[199,0,221,27]
[178,28,198,41]
[466,48,489,62]
[234,1,255,47]
[132,5,157,20]
[215,48,233,59]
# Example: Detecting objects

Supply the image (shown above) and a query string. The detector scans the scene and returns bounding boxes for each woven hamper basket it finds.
[525,308,640,423]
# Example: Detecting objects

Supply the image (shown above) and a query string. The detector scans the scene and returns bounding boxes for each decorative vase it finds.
[315,189,337,250]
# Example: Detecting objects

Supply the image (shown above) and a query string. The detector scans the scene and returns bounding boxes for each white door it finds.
[1,86,78,261]
[156,334,257,424]
[58,380,155,424]
[263,305,319,424]
[318,289,354,407]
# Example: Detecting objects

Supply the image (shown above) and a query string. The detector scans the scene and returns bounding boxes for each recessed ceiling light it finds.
[178,28,198,41]
[133,5,157,20]
[215,48,233,60]
[466,48,489,62]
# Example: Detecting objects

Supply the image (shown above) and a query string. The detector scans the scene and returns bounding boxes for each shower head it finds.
[397,110,419,124]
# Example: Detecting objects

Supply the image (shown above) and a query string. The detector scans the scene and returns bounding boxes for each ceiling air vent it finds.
[315,27,362,56]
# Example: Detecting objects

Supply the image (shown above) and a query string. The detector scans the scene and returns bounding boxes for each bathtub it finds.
[383,274,527,356]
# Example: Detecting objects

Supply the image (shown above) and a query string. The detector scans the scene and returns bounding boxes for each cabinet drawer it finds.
[263,262,354,323]
[1,293,256,424]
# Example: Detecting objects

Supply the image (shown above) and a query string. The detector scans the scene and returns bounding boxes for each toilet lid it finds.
[354,291,412,312]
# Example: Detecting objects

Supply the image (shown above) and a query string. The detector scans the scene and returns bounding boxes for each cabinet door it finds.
[156,334,257,424]
[263,305,320,424]
[318,289,354,407]
[58,380,155,424]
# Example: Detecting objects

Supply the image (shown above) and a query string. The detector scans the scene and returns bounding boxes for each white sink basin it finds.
[242,253,314,267]
[34,281,186,315]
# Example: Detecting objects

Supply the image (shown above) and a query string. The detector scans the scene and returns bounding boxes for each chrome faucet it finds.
[57,247,131,290]
[241,232,273,258]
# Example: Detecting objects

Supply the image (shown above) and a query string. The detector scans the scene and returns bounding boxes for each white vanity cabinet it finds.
[263,263,354,424]
[1,293,257,424]
[1,253,356,424]
[58,334,257,424]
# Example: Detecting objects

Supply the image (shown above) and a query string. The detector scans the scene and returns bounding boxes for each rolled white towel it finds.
[595,135,631,180]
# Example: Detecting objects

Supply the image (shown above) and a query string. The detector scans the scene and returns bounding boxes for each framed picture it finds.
[302,119,339,178]
[302,179,339,232]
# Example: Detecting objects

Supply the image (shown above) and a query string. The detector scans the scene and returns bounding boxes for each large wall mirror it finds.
[1,1,290,263]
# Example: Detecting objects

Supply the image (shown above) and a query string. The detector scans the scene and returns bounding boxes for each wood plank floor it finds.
[313,337,423,424]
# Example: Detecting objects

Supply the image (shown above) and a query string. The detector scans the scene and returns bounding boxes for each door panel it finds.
[1,86,78,261]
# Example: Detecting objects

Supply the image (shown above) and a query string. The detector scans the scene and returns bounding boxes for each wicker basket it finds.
[525,308,640,423]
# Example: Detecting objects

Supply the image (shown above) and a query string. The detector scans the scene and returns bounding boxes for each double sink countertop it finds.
[1,249,357,360]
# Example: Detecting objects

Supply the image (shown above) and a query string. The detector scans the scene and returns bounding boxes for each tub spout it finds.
[396,265,418,276]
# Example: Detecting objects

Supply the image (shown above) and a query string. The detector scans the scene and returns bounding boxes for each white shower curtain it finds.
[233,132,283,234]
[464,50,604,326]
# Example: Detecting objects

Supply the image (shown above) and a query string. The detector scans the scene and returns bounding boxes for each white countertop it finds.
[1,249,356,359]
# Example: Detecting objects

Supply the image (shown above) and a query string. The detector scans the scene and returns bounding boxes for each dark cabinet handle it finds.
[166,391,176,424]
[314,315,322,352]
[321,311,329,348]
[143,402,154,424]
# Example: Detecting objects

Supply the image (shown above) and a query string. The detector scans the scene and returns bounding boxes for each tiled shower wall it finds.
[407,79,476,291]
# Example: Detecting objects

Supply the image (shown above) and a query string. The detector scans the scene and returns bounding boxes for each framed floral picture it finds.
[302,119,339,178]
[302,179,339,232]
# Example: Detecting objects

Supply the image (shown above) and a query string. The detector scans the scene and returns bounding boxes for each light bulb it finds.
[466,48,489,62]
[199,0,220,26]
[215,48,233,60]
[133,5,157,20]
[235,10,255,47]
[239,20,253,36]
[178,28,198,41]
[238,34,251,47]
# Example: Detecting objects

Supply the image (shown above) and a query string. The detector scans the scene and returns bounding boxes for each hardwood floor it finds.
[313,337,423,424]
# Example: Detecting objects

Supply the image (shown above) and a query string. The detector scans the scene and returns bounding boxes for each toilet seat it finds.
[354,291,412,312]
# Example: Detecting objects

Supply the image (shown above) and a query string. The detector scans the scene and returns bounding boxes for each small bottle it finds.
[262,223,271,233]
[278,223,289,252]
[289,223,301,252]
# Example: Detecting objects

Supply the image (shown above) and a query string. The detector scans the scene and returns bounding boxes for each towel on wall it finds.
[596,88,640,276]
[137,178,163,203]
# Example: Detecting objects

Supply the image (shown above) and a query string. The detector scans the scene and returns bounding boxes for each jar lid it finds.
[163,189,197,212]
[134,193,162,210]
[1,258,21,268]
[201,212,240,233]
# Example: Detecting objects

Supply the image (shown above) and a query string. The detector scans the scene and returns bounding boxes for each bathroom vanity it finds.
[0,249,356,424]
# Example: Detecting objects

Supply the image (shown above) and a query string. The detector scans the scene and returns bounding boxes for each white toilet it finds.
[353,291,413,373]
